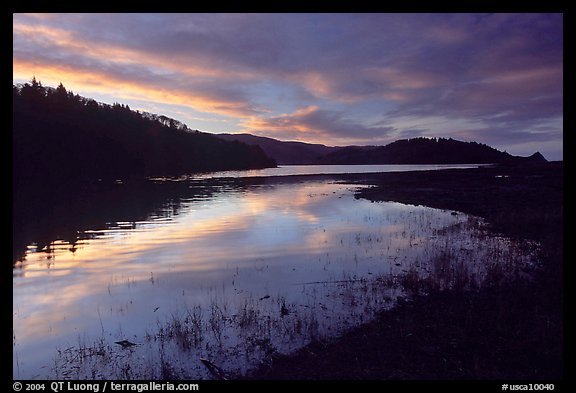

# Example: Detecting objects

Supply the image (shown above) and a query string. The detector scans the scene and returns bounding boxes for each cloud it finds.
[13,13,563,158]
[13,15,270,118]
[241,105,396,144]
[388,64,563,125]
[13,56,265,119]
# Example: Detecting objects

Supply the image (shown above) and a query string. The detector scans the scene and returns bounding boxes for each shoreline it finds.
[242,162,563,380]
[13,163,564,380]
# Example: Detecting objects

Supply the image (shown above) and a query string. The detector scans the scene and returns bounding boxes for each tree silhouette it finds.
[13,79,277,189]
[318,137,532,165]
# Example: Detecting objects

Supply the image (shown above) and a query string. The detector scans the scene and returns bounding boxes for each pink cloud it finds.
[240,105,396,145]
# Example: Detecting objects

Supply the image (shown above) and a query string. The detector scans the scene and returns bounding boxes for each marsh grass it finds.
[399,218,538,297]
[48,198,541,380]
[50,280,397,379]
[51,226,538,380]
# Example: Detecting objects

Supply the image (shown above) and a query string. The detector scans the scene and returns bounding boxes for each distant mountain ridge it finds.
[216,134,546,165]
[12,79,546,189]
[217,133,338,165]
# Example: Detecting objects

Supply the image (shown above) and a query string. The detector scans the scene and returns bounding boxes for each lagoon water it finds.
[13,165,533,379]
[168,163,487,180]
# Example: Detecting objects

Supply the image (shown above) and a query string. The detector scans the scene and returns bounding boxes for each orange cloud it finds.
[13,21,253,80]
[13,19,267,118]
[240,106,320,135]
[13,57,262,119]
[239,104,397,146]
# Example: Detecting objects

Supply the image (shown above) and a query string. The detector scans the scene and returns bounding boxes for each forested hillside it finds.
[217,134,546,165]
[316,137,546,165]
[13,79,276,188]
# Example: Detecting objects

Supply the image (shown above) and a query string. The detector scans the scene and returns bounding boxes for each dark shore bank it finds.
[242,162,563,380]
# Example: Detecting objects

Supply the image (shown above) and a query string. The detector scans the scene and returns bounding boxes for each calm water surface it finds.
[169,163,487,180]
[13,167,534,379]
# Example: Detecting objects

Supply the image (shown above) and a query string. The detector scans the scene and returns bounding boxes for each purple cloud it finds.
[13,13,563,159]
[242,105,396,144]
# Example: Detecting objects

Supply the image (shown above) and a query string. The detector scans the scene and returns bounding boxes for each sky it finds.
[13,13,563,160]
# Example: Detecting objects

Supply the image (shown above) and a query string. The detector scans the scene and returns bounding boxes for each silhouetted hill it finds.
[13,79,276,188]
[217,133,546,165]
[317,138,538,165]
[217,133,338,165]
[523,152,547,163]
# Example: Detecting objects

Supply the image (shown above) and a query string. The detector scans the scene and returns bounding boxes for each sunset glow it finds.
[13,13,563,159]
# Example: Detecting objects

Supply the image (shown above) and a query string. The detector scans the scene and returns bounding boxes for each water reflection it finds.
[13,165,485,264]
[13,177,537,379]
[187,164,488,180]
[13,177,263,264]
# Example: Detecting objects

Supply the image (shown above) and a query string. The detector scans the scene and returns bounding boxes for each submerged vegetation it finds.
[246,162,563,379]
[38,178,547,380]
